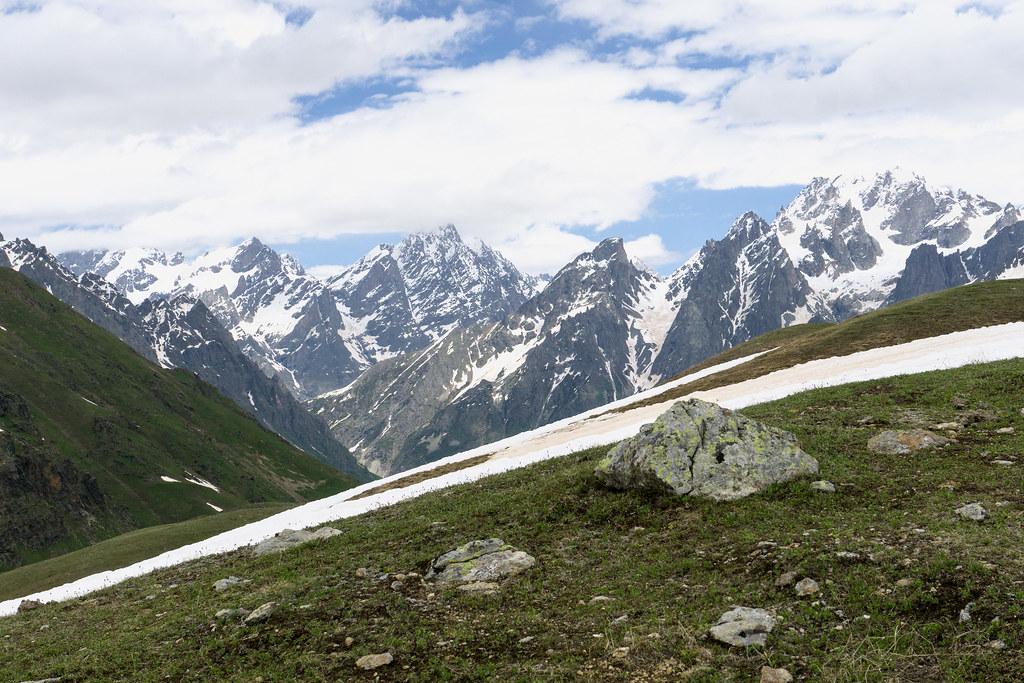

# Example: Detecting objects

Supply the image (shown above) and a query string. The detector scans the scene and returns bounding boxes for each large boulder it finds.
[425,539,536,586]
[252,527,341,556]
[595,399,818,501]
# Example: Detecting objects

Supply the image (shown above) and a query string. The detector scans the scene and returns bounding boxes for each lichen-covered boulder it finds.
[252,527,341,556]
[595,399,818,501]
[425,539,536,586]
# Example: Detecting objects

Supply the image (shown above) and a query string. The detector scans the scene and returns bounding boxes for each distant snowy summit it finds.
[61,225,542,398]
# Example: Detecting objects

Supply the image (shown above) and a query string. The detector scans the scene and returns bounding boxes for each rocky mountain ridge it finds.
[0,236,371,482]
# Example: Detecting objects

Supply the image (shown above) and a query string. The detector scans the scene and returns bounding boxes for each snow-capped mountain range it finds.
[40,168,1024,476]
[307,169,1023,475]
[63,225,541,399]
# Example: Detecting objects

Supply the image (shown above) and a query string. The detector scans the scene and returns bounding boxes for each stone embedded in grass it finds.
[425,539,536,586]
[955,502,989,522]
[996,427,1015,434]
[215,607,250,620]
[810,480,836,493]
[252,527,341,556]
[17,599,44,613]
[242,601,278,626]
[795,578,820,597]
[595,399,819,501]
[866,429,950,455]
[709,606,776,647]
[356,653,394,670]
[213,576,241,591]
[775,571,798,587]
[761,666,794,683]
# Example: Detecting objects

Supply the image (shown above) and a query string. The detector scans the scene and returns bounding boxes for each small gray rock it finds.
[810,480,836,493]
[456,581,500,593]
[709,606,776,647]
[213,576,241,591]
[955,503,989,522]
[242,601,279,626]
[775,571,799,587]
[995,427,1015,435]
[761,666,794,683]
[425,539,536,586]
[355,653,394,670]
[959,601,976,623]
[215,608,250,620]
[867,429,949,455]
[795,578,820,596]
[988,639,1008,651]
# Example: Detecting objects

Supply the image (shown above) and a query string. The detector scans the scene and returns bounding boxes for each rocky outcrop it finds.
[425,539,536,586]
[595,399,819,501]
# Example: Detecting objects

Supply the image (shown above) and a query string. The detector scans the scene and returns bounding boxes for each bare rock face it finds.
[595,399,819,501]
[425,539,536,586]
[866,429,950,455]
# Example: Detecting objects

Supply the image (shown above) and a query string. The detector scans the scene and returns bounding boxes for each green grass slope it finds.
[3,358,1022,681]
[0,268,358,571]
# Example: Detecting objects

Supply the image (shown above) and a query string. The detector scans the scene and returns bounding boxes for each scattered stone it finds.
[761,666,794,683]
[518,636,534,644]
[595,399,819,501]
[242,602,279,626]
[588,595,615,605]
[958,409,999,425]
[955,503,989,522]
[252,527,341,556]
[856,416,875,425]
[952,397,969,408]
[795,578,820,597]
[215,608,251,621]
[959,602,975,623]
[17,599,44,613]
[775,571,799,587]
[835,551,861,560]
[344,637,355,648]
[213,576,241,592]
[988,639,1008,651]
[757,541,778,548]
[709,607,776,647]
[355,653,394,670]
[896,578,913,587]
[17,678,61,683]
[938,481,960,490]
[390,581,404,591]
[991,460,1015,466]
[611,615,629,625]
[425,539,536,586]
[810,480,836,493]
[932,422,961,431]
[355,567,370,577]
[995,427,1015,435]
[456,581,500,594]
[867,429,950,455]
[612,646,630,659]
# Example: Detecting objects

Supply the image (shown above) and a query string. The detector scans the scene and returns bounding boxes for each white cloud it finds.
[2,0,1023,276]
[624,234,684,268]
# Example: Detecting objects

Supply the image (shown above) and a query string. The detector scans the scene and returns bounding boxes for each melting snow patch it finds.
[160,476,180,483]
[184,474,220,493]
[206,503,223,512]
[0,325,6,332]
[81,396,99,407]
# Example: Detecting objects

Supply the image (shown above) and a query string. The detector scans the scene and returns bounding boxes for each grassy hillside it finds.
[0,268,358,570]
[3,357,1021,681]
[631,278,1024,411]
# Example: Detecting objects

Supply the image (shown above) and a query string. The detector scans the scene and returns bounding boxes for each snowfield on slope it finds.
[4,321,1024,616]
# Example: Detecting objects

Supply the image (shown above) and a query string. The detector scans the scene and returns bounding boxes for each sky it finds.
[1,1,1022,276]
